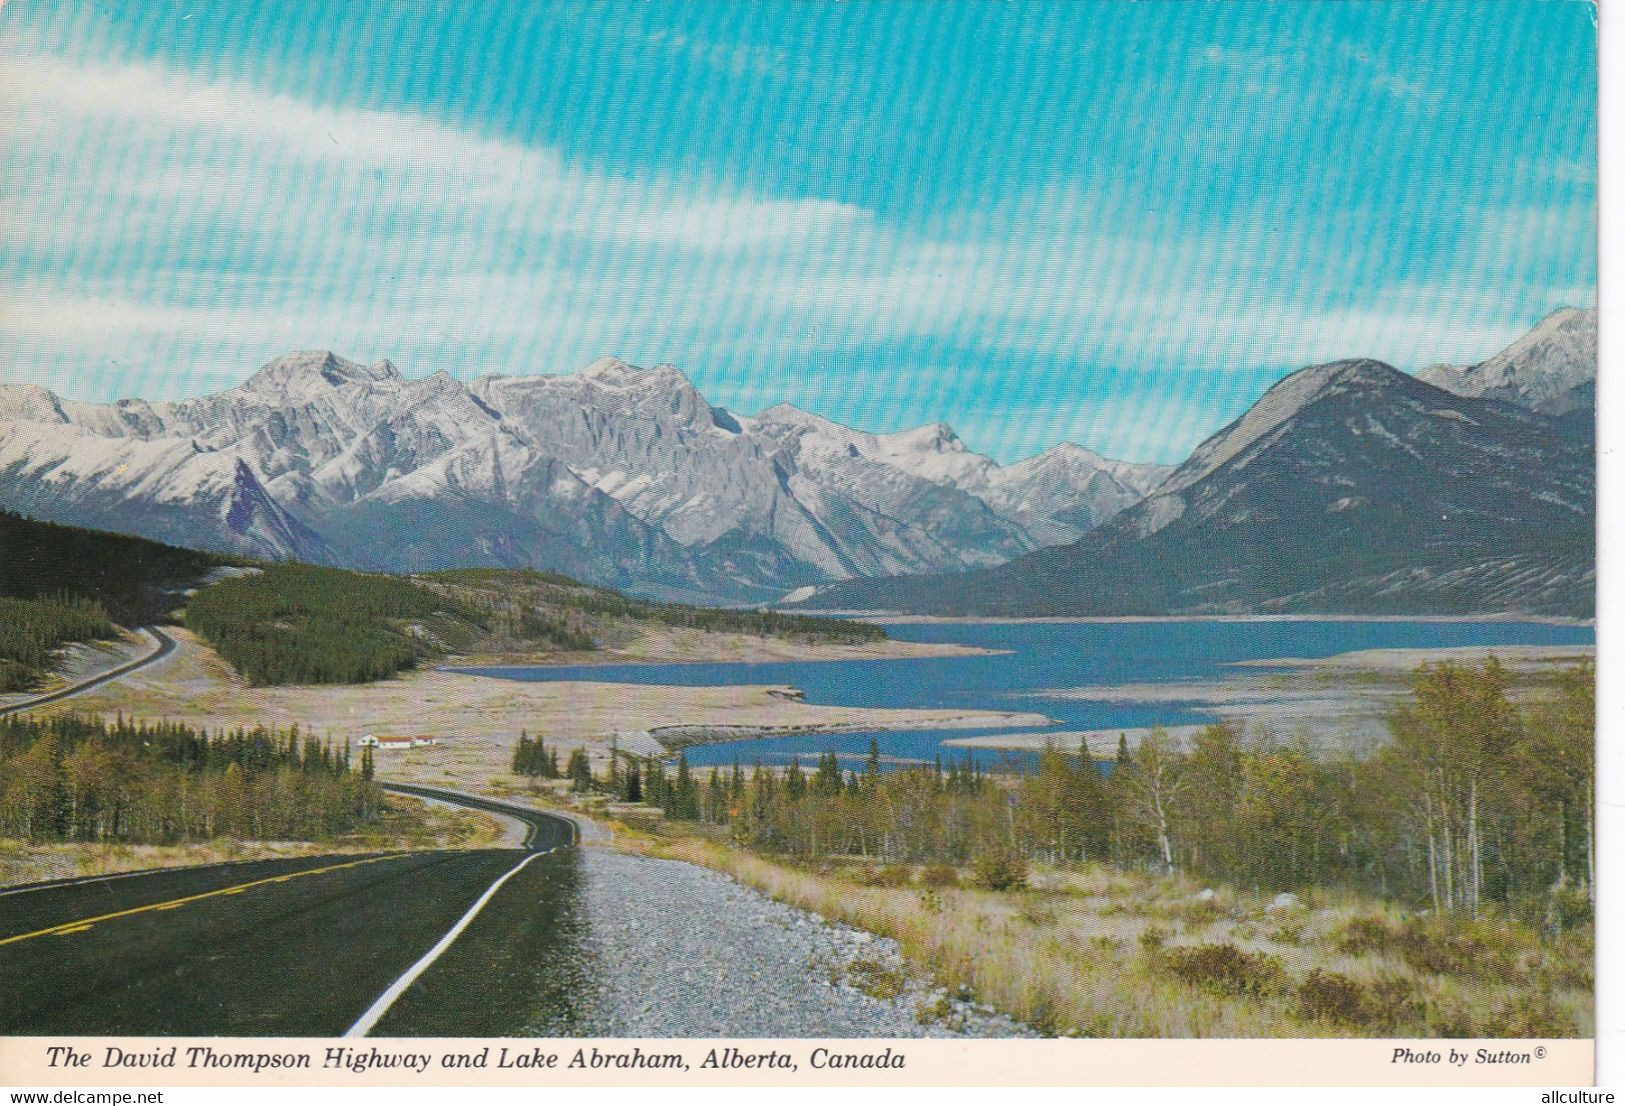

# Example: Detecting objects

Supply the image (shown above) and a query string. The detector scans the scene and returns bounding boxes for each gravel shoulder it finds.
[570,847,1030,1038]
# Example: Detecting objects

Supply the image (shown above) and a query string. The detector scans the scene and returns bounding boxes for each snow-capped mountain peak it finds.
[0,383,69,424]
[2,351,1163,600]
[1418,307,1596,416]
[237,350,404,403]
[578,356,668,388]
[879,421,966,455]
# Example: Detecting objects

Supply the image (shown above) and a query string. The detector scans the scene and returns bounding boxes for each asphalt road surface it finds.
[0,787,581,1036]
[0,626,177,718]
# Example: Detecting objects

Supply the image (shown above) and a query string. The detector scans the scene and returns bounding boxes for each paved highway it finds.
[0,787,581,1036]
[0,626,177,718]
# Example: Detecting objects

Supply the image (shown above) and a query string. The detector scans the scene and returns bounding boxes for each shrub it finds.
[1547,882,1592,933]
[972,850,1029,891]
[1391,918,1515,980]
[1536,928,1595,992]
[1158,943,1284,997]
[872,864,913,888]
[1492,991,1578,1038]
[1266,922,1306,945]
[1296,969,1370,1027]
[842,958,908,1001]
[1019,900,1059,927]
[920,863,961,888]
[1337,915,1518,981]
[1174,897,1222,929]
[1335,915,1393,956]
[1367,975,1426,1030]
[1426,1000,1481,1038]
[1138,925,1171,955]
[850,865,910,887]
[914,992,960,1029]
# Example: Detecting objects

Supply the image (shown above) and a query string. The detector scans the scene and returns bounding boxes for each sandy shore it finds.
[814,612,1595,627]
[34,628,1046,792]
[1227,643,1595,673]
[945,641,1594,753]
[30,626,1593,774]
[449,624,999,666]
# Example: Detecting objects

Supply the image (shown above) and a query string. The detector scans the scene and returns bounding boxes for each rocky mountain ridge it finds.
[0,353,1164,600]
[792,311,1597,617]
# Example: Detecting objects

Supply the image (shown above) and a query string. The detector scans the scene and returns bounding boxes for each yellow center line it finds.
[0,854,412,947]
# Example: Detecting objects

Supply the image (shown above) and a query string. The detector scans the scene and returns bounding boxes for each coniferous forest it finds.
[574,659,1593,928]
[185,562,885,687]
[0,594,118,692]
[0,512,223,690]
[0,510,223,623]
[1,512,888,691]
[0,713,382,843]
[183,563,491,686]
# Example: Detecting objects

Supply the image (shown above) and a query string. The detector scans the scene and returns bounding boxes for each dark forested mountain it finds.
[0,510,224,624]
[794,352,1594,617]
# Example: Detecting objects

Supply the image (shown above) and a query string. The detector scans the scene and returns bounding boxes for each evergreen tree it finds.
[512,733,535,776]
[864,737,882,787]
[784,756,807,800]
[567,747,593,792]
[673,751,699,819]
[648,758,669,811]
[814,750,844,796]
[705,766,727,823]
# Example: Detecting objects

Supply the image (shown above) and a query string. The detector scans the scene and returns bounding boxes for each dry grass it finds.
[41,628,1044,761]
[608,825,1592,1039]
[0,793,505,890]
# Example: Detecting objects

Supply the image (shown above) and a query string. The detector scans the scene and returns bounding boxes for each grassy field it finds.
[0,792,505,890]
[607,826,1590,1038]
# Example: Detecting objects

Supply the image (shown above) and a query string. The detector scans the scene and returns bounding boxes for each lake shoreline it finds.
[800,611,1595,627]
[441,635,1002,669]
[946,641,1597,754]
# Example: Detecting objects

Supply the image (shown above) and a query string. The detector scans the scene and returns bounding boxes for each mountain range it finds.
[0,307,1594,615]
[795,308,1596,617]
[0,352,1166,602]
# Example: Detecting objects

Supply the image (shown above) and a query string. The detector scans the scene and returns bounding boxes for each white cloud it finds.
[0,44,1591,437]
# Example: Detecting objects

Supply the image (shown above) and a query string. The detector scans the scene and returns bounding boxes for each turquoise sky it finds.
[0,1,1596,463]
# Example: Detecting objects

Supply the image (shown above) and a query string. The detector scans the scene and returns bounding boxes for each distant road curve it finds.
[0,625,177,718]
[382,782,581,850]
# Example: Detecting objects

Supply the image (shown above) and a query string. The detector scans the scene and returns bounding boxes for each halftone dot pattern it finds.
[0,0,1595,463]
[0,1,1599,1051]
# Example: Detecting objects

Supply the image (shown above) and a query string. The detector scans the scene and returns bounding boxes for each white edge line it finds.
[343,848,551,1038]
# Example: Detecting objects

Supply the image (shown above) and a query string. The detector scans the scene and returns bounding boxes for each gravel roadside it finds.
[571,847,1030,1038]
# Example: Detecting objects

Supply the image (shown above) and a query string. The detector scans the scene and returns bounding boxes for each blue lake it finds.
[450,619,1594,771]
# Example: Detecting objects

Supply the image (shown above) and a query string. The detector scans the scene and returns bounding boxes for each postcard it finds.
[0,0,1602,1091]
